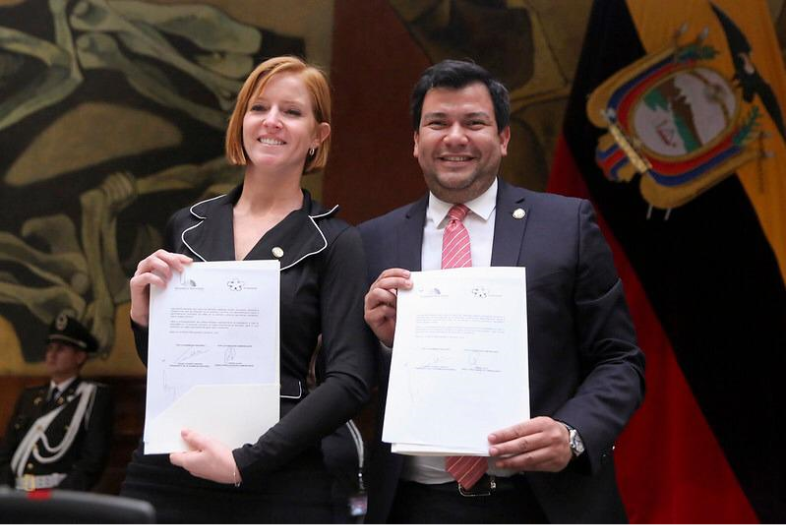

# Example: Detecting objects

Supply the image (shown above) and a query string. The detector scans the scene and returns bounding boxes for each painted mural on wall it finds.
[0,0,332,374]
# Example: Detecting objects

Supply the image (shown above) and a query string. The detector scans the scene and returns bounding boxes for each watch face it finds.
[569,429,585,456]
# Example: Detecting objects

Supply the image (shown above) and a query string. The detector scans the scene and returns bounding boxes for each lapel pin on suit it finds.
[512,208,526,219]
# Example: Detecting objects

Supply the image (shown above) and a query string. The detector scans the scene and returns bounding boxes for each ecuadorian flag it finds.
[548,0,786,522]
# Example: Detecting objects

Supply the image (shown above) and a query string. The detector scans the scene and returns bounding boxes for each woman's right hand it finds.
[129,249,192,327]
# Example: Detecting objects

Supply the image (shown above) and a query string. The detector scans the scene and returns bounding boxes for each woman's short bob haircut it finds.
[225,56,332,174]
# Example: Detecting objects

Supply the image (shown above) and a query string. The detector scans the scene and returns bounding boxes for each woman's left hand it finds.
[169,429,242,485]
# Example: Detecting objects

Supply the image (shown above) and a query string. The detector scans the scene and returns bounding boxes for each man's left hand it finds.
[169,429,241,484]
[488,416,572,472]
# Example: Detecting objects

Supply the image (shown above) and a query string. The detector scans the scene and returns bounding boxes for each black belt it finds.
[408,474,521,498]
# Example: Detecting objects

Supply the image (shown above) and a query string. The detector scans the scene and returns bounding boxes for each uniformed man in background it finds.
[0,313,113,492]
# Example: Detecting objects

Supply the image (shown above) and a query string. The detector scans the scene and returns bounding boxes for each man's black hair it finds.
[411,59,510,131]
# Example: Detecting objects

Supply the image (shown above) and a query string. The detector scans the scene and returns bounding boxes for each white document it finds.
[383,267,529,456]
[144,260,280,454]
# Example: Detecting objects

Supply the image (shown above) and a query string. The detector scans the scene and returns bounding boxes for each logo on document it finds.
[227,278,245,291]
[471,286,488,299]
[416,286,442,298]
[179,274,197,287]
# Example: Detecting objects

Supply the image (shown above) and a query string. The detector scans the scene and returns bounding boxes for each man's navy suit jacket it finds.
[358,178,646,523]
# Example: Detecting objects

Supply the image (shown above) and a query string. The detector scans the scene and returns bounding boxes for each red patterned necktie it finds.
[442,204,487,489]
[441,204,472,269]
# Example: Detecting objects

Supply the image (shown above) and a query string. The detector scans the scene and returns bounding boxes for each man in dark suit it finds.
[360,60,645,523]
[0,313,113,492]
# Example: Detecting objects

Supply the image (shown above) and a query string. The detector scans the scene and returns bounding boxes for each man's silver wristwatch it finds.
[562,423,585,458]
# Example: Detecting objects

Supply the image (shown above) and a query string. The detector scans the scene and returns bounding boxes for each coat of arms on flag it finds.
[586,3,782,214]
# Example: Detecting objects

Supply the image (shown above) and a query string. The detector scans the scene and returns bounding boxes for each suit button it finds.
[27,463,34,470]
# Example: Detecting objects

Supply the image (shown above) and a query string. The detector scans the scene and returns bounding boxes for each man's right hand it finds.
[129,249,192,327]
[363,268,413,347]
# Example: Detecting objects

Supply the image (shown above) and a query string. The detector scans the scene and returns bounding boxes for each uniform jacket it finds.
[0,377,113,491]
[131,185,375,485]
[358,178,646,523]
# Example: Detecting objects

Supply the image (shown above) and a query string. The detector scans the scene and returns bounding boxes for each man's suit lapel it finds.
[491,178,530,267]
[398,194,428,271]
